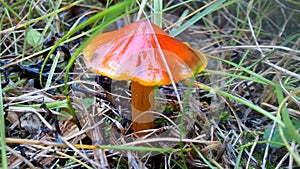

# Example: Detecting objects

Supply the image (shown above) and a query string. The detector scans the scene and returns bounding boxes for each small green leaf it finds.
[264,119,300,148]
[26,29,43,47]
[83,98,94,109]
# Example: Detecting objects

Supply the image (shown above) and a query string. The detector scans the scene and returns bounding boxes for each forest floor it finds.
[0,0,299,168]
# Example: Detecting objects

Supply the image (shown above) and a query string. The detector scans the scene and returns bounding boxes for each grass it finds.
[1,0,300,168]
[0,70,7,169]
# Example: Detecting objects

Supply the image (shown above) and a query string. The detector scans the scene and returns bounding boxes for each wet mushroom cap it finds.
[83,20,207,86]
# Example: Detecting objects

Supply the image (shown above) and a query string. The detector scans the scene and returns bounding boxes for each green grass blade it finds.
[11,100,69,109]
[3,79,27,92]
[60,1,136,118]
[191,144,215,168]
[276,83,300,145]
[45,52,60,89]
[276,83,300,165]
[0,72,8,169]
[205,69,270,85]
[163,0,194,12]
[170,0,226,37]
[4,8,18,55]
[198,84,284,126]
[0,0,22,20]
[153,0,162,27]
[0,0,84,34]
[235,148,243,169]
[208,55,273,86]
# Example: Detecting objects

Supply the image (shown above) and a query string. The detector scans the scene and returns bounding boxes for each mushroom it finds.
[83,20,207,136]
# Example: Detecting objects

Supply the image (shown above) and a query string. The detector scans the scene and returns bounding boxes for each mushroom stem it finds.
[131,81,154,136]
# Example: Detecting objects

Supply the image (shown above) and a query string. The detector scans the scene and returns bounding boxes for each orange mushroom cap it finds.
[83,20,207,86]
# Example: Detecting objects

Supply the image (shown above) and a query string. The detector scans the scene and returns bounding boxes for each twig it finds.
[6,146,35,169]
[275,153,289,169]
[246,135,259,169]
[262,121,277,168]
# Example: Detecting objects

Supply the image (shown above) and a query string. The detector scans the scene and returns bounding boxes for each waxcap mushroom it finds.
[83,20,208,136]
[83,20,207,86]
